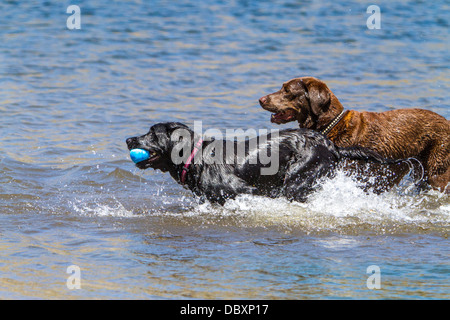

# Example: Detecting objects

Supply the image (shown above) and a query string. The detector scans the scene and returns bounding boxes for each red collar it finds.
[180,138,203,183]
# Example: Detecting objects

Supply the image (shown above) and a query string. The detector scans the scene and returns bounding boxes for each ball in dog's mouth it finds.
[129,149,159,164]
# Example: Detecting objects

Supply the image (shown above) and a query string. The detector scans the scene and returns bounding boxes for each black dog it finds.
[126,122,394,205]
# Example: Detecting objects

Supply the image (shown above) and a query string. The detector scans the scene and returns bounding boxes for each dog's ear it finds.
[166,122,195,141]
[149,123,186,148]
[152,122,190,138]
[166,122,190,132]
[300,77,331,116]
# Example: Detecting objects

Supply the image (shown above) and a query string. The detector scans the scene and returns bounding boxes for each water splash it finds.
[71,197,136,218]
[68,166,449,236]
[171,169,450,235]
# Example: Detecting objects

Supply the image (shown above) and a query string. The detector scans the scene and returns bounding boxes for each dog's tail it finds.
[337,146,401,164]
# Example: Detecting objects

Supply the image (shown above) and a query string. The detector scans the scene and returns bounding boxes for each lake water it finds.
[0,0,448,299]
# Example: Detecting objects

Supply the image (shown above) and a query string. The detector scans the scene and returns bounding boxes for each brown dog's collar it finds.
[321,110,348,136]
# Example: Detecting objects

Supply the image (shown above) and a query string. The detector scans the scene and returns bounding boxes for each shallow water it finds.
[0,0,449,299]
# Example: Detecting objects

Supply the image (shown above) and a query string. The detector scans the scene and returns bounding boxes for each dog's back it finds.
[127,122,410,204]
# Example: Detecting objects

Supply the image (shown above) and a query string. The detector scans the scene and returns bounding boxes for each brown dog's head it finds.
[259,77,344,130]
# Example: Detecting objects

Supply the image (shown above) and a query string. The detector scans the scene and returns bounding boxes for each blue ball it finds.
[130,149,150,163]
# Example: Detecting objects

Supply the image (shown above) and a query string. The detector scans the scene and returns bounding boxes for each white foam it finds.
[181,169,449,233]
[442,204,450,214]
[71,198,136,218]
[68,168,449,235]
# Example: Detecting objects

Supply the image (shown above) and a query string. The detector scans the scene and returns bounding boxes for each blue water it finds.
[0,0,448,299]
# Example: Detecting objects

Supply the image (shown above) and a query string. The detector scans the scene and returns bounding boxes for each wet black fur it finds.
[126,122,390,205]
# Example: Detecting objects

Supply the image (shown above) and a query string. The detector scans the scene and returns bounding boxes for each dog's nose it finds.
[259,96,267,106]
[126,137,134,147]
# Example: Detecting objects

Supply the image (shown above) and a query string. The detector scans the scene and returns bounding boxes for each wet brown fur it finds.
[259,76,450,192]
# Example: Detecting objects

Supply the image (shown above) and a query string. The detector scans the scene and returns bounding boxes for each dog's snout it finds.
[259,95,268,106]
[126,137,137,149]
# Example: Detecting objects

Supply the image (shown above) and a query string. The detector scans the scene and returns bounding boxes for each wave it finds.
[69,168,449,236]
[2,156,447,235]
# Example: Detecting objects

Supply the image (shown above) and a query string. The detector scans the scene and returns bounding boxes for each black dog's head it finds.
[126,122,193,172]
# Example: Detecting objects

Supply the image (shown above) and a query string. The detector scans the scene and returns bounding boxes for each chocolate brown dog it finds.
[259,77,450,192]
